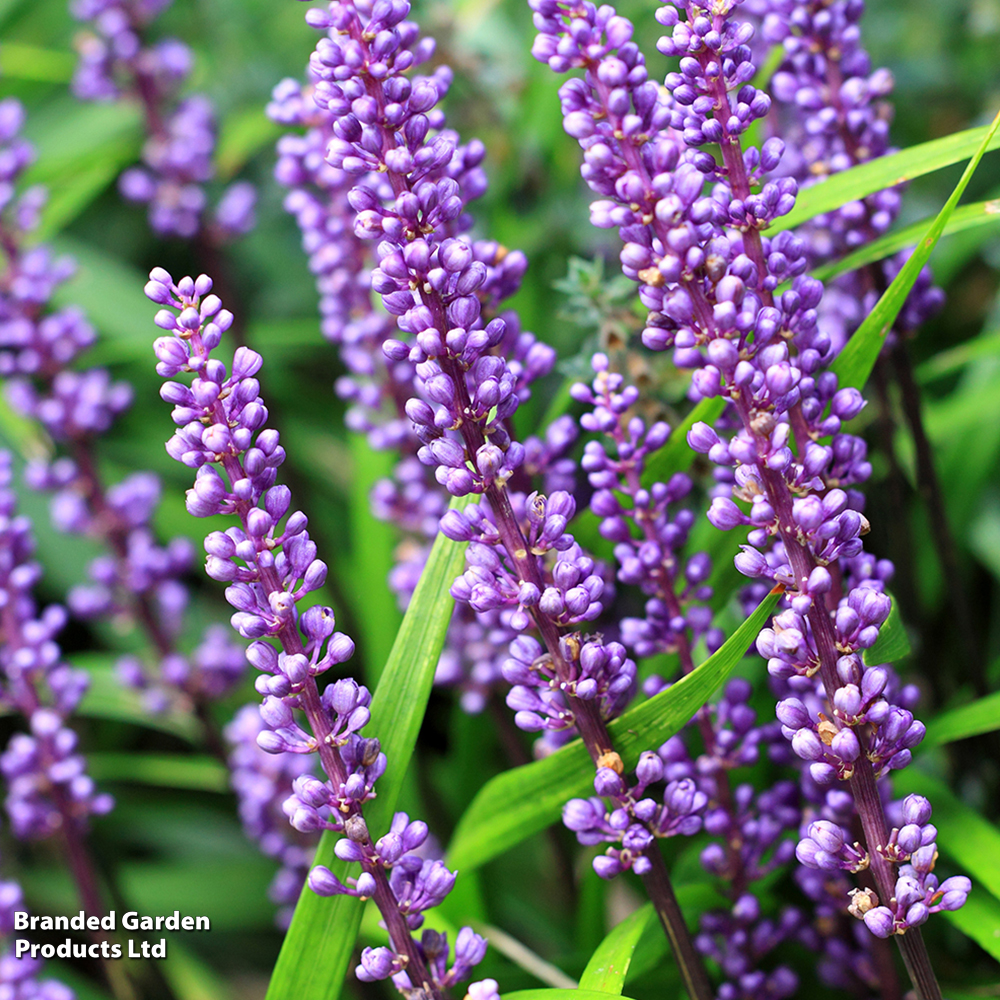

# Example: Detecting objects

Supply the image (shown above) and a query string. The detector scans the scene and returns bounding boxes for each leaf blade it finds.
[831,108,1000,392]
[923,690,1000,747]
[86,753,228,793]
[265,499,469,1000]
[771,121,1000,235]
[579,903,657,995]
[446,586,783,872]
[942,891,1000,963]
[348,435,403,687]
[811,199,1000,286]
[502,991,641,1000]
[862,596,911,667]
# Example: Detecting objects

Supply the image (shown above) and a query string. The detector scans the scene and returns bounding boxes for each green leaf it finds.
[35,136,138,240]
[159,942,235,1000]
[347,435,403,687]
[862,596,911,666]
[811,199,1000,286]
[86,754,228,793]
[216,106,282,180]
[771,117,1000,235]
[942,890,1000,963]
[265,498,470,1000]
[893,770,1000,901]
[446,586,783,873]
[579,903,657,995]
[640,396,726,489]
[502,991,640,1000]
[0,392,50,462]
[71,654,201,742]
[830,107,1000,392]
[923,690,1000,747]
[0,43,75,82]
[472,923,577,989]
[50,238,155,362]
[47,963,113,1000]
[916,329,1000,384]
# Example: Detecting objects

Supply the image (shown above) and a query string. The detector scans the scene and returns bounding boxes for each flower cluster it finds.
[759,0,942,341]
[278,4,725,992]
[148,268,493,999]
[572,354,720,662]
[70,0,255,238]
[225,705,319,929]
[0,97,244,733]
[564,747,707,878]
[268,1,572,716]
[0,452,114,840]
[532,0,966,993]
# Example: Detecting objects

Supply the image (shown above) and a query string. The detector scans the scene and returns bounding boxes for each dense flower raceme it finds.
[756,0,942,344]
[147,268,493,998]
[281,4,723,988]
[565,356,808,997]
[0,98,245,732]
[0,870,74,1000]
[268,3,573,714]
[0,451,114,842]
[532,0,969,968]
[69,0,255,239]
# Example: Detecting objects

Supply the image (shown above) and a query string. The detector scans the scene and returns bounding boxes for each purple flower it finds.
[70,0,255,239]
[147,266,487,999]
[0,451,114,843]
[532,0,965,989]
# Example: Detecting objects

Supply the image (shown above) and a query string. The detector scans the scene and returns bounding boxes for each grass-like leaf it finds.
[71,654,201,742]
[770,117,1000,235]
[473,923,578,989]
[916,329,1000,384]
[862,596,911,667]
[86,754,228,792]
[812,199,1000,285]
[348,435,403,687]
[941,890,1000,963]
[831,108,1000,392]
[923,690,1000,747]
[579,903,657,994]
[36,137,139,240]
[446,586,783,872]
[265,498,469,1000]
[1,42,75,82]
[641,396,726,489]
[160,942,236,1000]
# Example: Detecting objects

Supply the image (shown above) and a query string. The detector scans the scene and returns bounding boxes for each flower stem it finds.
[640,849,715,1000]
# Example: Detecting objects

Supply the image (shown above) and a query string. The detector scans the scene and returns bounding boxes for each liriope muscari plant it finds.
[146,269,498,1000]
[529,0,970,996]
[69,0,255,239]
[0,0,991,996]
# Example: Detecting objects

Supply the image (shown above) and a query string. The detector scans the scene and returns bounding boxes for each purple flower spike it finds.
[0,101,245,734]
[70,1,255,240]
[532,0,964,992]
[148,267,486,1000]
[0,453,114,841]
